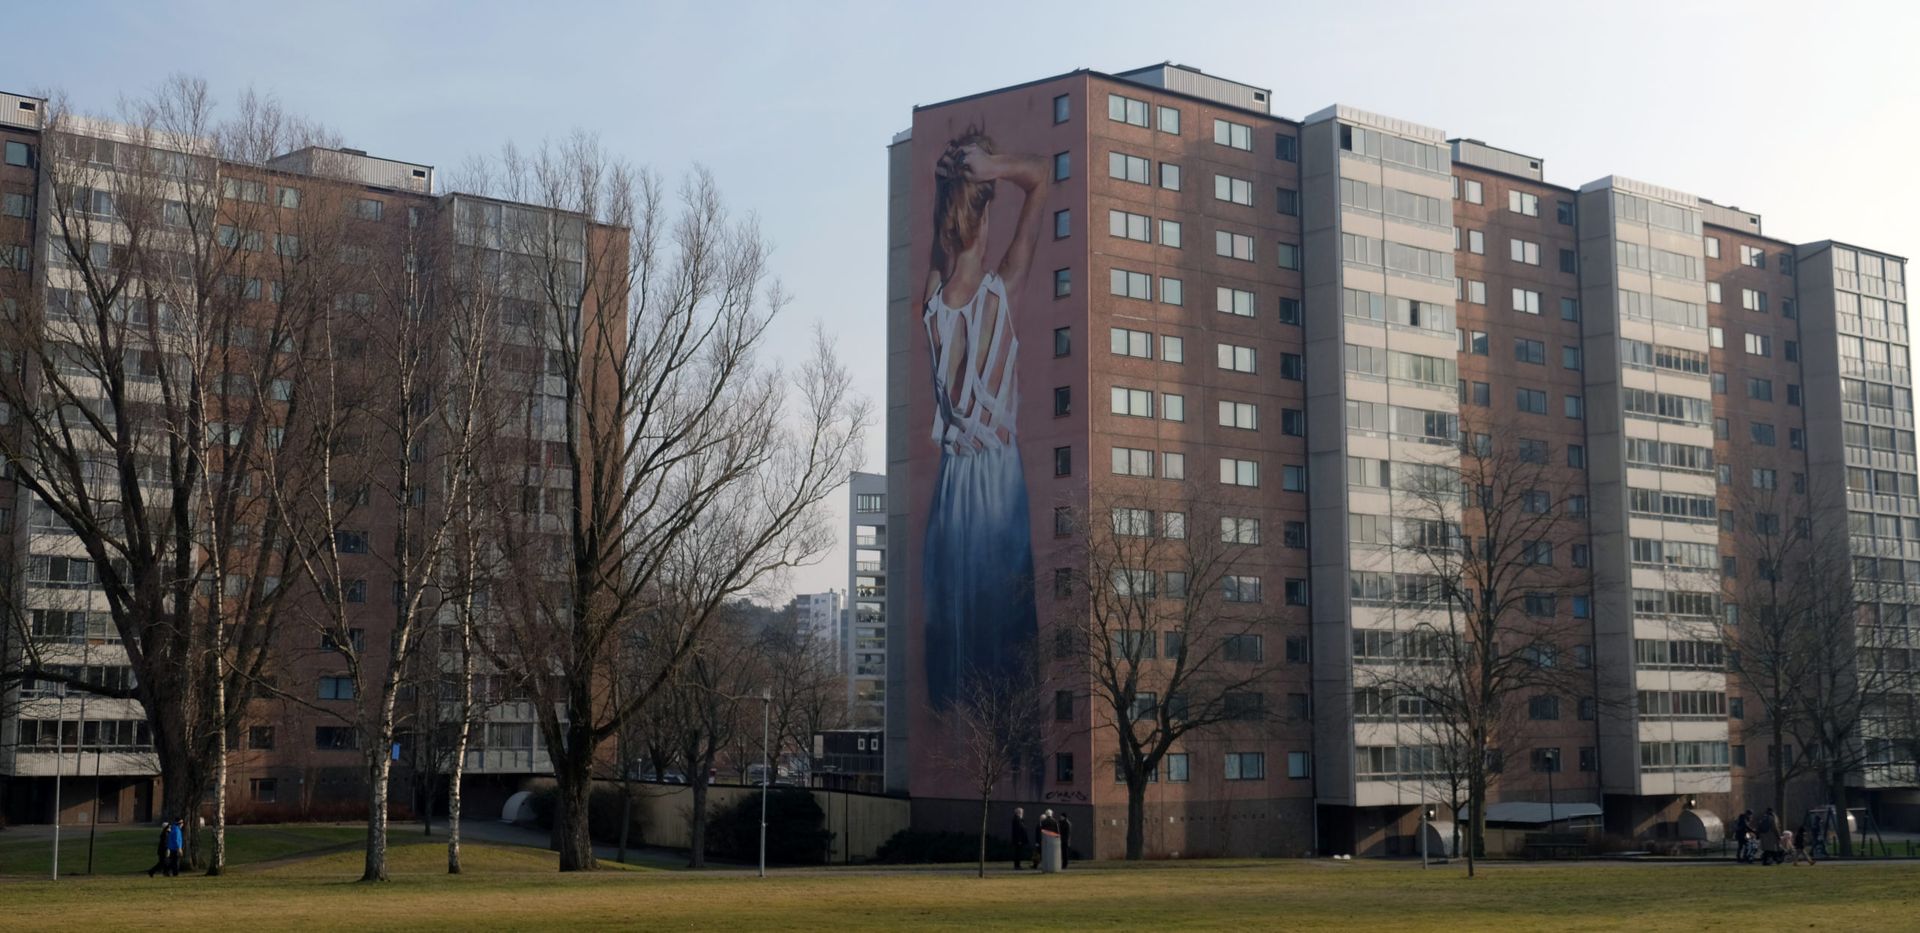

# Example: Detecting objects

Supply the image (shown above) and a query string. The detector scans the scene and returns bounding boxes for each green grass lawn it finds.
[0,823,369,877]
[3,828,1916,932]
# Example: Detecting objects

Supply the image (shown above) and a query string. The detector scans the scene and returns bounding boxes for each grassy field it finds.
[3,826,1917,931]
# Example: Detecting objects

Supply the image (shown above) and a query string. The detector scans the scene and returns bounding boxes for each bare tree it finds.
[652,603,765,868]
[1721,481,1920,855]
[465,138,866,871]
[0,80,332,873]
[1361,426,1594,875]
[1058,488,1277,861]
[763,615,848,785]
[941,658,1044,877]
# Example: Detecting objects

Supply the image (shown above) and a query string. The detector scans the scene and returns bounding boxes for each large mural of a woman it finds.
[920,126,1048,709]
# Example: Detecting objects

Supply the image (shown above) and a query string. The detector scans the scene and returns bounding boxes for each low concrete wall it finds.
[625,783,908,863]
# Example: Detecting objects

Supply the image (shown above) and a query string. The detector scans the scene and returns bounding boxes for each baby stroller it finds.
[1737,831,1760,864]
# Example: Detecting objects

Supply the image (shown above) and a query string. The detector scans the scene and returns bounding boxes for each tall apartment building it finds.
[846,470,888,729]
[0,90,599,825]
[889,63,1917,858]
[787,590,844,657]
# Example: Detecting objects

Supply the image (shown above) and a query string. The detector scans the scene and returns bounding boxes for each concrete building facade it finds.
[0,90,603,826]
[889,63,1918,858]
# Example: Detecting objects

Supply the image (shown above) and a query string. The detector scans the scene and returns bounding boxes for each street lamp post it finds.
[1421,805,1434,869]
[1544,749,1557,828]
[50,684,69,881]
[759,688,771,879]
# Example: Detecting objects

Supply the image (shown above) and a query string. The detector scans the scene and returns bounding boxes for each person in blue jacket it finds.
[165,818,185,876]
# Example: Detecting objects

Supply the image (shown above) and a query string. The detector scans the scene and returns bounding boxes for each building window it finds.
[1157,105,1180,134]
[1275,133,1298,162]
[1514,694,1561,724]
[1284,578,1309,606]
[1281,465,1306,492]
[1109,209,1149,242]
[1278,296,1302,324]
[1213,118,1252,150]
[1053,387,1071,416]
[1159,277,1184,306]
[1053,152,1071,181]
[1055,690,1073,722]
[1276,243,1301,270]
[1556,200,1575,225]
[1108,93,1149,126]
[1056,752,1074,784]
[1214,173,1253,206]
[1280,353,1304,380]
[4,140,34,167]
[1053,268,1071,297]
[1287,751,1309,779]
[1109,151,1150,184]
[1512,288,1541,314]
[319,676,356,700]
[1516,388,1547,415]
[1159,162,1181,190]
[1509,238,1541,265]
[1462,179,1483,204]
[1225,752,1265,780]
[1281,408,1305,436]
[1559,249,1577,274]
[1159,219,1182,248]
[1220,458,1259,487]
[1285,635,1308,663]
[248,726,275,750]
[1531,748,1562,773]
[1166,753,1190,783]
[1054,327,1071,358]
[250,778,278,803]
[1054,446,1071,476]
[1111,268,1151,299]
[1564,395,1584,419]
[1052,94,1070,124]
[1112,447,1154,477]
[315,726,357,750]
[1054,209,1071,239]
[1275,187,1300,216]
[1215,230,1254,261]
[1508,190,1540,216]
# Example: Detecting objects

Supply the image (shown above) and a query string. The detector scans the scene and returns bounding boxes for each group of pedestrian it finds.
[1733,807,1819,866]
[1009,806,1074,871]
[147,818,186,877]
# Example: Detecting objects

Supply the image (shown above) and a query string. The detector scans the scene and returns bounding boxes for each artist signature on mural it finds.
[1043,790,1088,803]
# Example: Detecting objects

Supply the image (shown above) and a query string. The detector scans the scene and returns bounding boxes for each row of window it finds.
[1048,749,1304,785]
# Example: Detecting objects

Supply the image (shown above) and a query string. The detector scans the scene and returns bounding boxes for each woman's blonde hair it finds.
[931,125,996,276]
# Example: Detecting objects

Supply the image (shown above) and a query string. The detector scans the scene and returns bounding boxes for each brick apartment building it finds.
[0,89,604,826]
[886,64,1918,858]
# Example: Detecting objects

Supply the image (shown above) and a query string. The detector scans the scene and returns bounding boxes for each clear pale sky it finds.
[10,0,1917,600]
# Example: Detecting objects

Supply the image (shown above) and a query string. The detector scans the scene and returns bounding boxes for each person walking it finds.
[1010,807,1030,871]
[147,821,172,878]
[1734,810,1755,863]
[1758,808,1781,866]
[1057,812,1074,869]
[1791,823,1817,865]
[165,818,185,876]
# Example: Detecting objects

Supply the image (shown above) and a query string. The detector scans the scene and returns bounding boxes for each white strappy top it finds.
[924,273,1018,453]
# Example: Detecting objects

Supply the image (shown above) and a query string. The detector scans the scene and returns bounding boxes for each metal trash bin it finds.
[1040,830,1062,873]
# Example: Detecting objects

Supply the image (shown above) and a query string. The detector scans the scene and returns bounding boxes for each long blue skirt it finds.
[922,444,1037,709]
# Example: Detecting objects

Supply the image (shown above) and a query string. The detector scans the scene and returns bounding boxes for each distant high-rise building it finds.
[887,63,1918,858]
[787,591,844,655]
[846,471,888,731]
